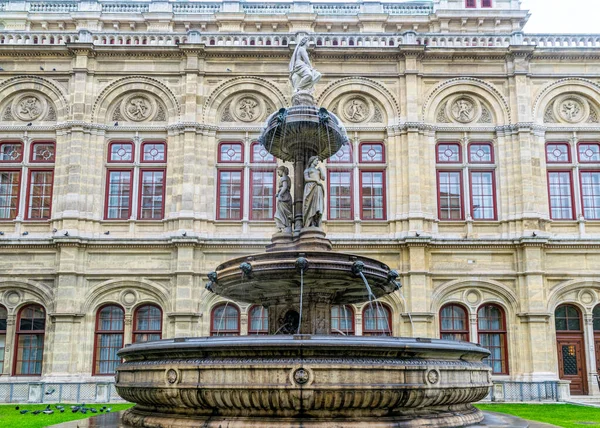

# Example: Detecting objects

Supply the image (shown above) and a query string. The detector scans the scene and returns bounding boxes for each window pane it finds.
[579,143,600,162]
[251,143,275,163]
[109,143,133,162]
[581,172,600,220]
[106,171,132,219]
[329,171,352,220]
[438,171,462,220]
[555,304,581,331]
[331,305,354,335]
[219,143,243,162]
[548,172,573,220]
[134,305,162,343]
[361,171,385,220]
[250,170,275,220]
[440,304,468,341]
[0,143,23,162]
[0,171,20,219]
[218,170,242,220]
[469,144,493,163]
[360,144,384,163]
[31,143,55,162]
[248,306,269,334]
[470,171,495,220]
[211,305,240,336]
[363,305,391,336]
[27,171,53,219]
[142,143,165,162]
[16,334,44,375]
[95,333,123,375]
[139,170,165,220]
[437,143,460,163]
[547,144,570,163]
[330,144,352,163]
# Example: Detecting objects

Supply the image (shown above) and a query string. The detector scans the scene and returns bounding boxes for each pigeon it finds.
[114,122,119,126]
[40,66,44,71]
[60,409,65,413]
[104,231,110,235]
[15,406,19,410]
[55,405,64,410]
[26,122,32,126]
[106,407,112,413]
[45,388,55,395]
[71,406,80,413]
[90,408,97,413]
[43,410,54,415]
[32,409,42,415]
[20,410,29,414]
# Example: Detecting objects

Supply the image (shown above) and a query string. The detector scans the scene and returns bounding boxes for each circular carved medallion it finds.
[166,369,178,384]
[465,289,482,306]
[554,95,589,123]
[12,94,47,121]
[579,289,596,305]
[231,94,265,122]
[121,93,157,122]
[339,95,374,123]
[450,97,476,123]
[4,291,21,307]
[426,369,440,385]
[120,290,138,307]
[293,368,310,385]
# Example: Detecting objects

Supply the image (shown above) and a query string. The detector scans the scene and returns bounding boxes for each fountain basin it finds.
[116,335,491,427]
[210,250,399,305]
[259,106,348,162]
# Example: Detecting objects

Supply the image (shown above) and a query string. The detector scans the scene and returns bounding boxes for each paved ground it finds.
[48,411,561,427]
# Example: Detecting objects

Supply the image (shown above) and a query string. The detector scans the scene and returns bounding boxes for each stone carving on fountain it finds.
[115,39,492,428]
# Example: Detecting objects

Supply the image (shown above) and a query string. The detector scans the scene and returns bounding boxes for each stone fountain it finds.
[114,37,492,427]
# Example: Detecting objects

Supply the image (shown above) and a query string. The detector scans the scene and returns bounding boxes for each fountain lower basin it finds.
[116,335,491,428]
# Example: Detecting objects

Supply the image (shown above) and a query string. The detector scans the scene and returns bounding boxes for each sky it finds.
[522,0,600,33]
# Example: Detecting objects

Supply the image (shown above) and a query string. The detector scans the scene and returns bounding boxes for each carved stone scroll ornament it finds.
[12,93,47,121]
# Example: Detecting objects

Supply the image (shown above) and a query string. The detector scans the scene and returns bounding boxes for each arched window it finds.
[362,304,392,336]
[331,305,354,335]
[133,304,162,343]
[440,303,469,341]
[211,304,240,336]
[0,305,6,372]
[477,304,508,374]
[556,304,582,332]
[248,306,268,335]
[14,304,45,375]
[93,305,124,375]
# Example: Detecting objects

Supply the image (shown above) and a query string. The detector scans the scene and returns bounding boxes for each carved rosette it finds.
[121,93,157,122]
[554,94,589,123]
[12,93,47,121]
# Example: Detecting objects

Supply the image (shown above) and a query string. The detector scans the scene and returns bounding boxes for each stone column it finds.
[584,313,600,395]
[172,243,200,337]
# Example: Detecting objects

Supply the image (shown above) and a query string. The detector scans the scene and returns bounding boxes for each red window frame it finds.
[249,169,276,220]
[138,169,166,220]
[328,169,353,220]
[362,303,392,336]
[546,142,571,164]
[108,141,135,163]
[578,142,600,163]
[217,169,244,220]
[359,142,385,163]
[580,170,600,220]
[0,170,21,220]
[29,142,55,163]
[469,170,497,220]
[437,170,464,220]
[329,144,353,163]
[93,304,125,376]
[482,0,492,7]
[468,142,494,164]
[248,305,269,334]
[436,142,462,163]
[25,169,54,220]
[105,169,133,220]
[0,305,6,373]
[465,0,476,8]
[359,170,386,220]
[477,303,509,375]
[440,303,469,342]
[0,141,23,162]
[141,141,167,163]
[133,304,163,343]
[250,142,275,163]
[331,305,355,335]
[210,303,240,336]
[218,142,244,163]
[13,304,45,376]
[547,171,575,220]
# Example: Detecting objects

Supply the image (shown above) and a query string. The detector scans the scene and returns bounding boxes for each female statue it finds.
[274,165,293,233]
[302,156,325,229]
[289,37,321,93]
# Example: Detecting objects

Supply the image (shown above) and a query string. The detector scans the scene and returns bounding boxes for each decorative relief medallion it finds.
[578,289,596,306]
[450,97,476,123]
[426,369,440,385]
[337,94,375,123]
[236,97,259,121]
[293,368,310,385]
[122,93,157,122]
[465,289,482,306]
[120,290,138,307]
[4,290,21,307]
[166,369,178,384]
[12,93,47,121]
[552,95,590,124]
[222,94,269,123]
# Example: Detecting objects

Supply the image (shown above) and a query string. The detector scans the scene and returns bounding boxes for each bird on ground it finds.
[20,410,29,414]
[55,405,64,410]
[90,408,97,413]
[15,406,19,410]
[114,122,118,126]
[43,409,54,415]
[26,122,32,126]
[106,407,112,412]
[71,406,80,413]
[32,410,42,415]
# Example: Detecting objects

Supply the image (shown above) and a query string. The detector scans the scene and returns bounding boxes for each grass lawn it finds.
[0,403,133,428]
[476,403,600,428]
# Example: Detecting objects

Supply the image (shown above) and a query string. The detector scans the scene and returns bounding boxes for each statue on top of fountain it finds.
[303,156,325,229]
[290,37,321,105]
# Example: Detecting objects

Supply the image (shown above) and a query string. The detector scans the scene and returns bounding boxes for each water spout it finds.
[239,262,253,278]
[353,261,391,336]
[295,257,309,335]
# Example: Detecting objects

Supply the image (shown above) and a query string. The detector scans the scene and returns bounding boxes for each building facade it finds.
[0,0,598,403]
